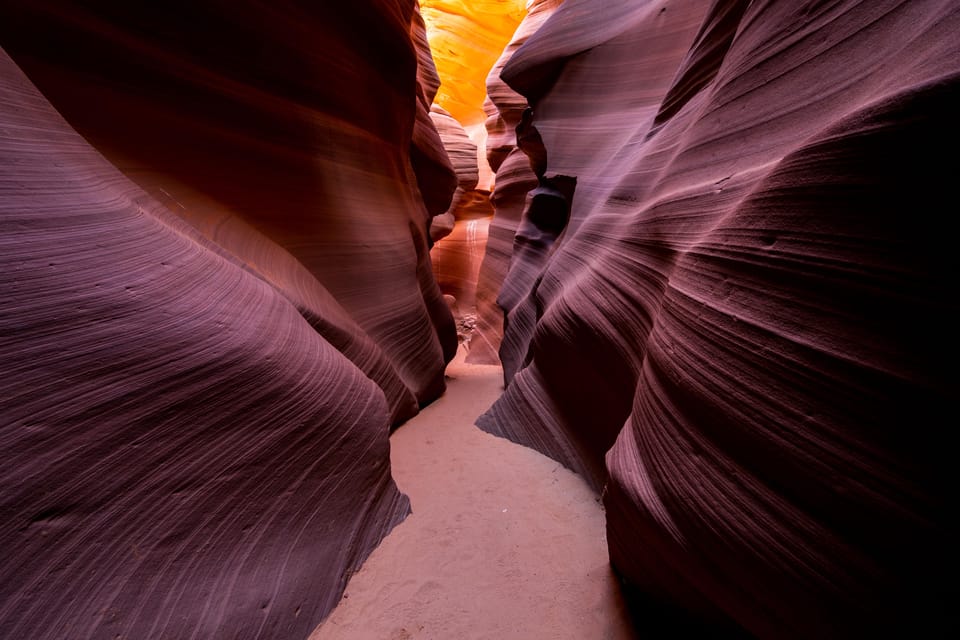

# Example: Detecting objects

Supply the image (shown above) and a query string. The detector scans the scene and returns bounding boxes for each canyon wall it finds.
[420,0,527,360]
[428,105,494,346]
[1,1,458,421]
[0,1,455,638]
[469,0,563,364]
[4,0,957,637]
[479,0,957,635]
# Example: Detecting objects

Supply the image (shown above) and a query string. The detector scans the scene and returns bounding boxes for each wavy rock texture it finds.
[479,0,957,635]
[411,2,461,229]
[420,0,528,358]
[427,104,480,243]
[0,0,459,638]
[0,49,408,640]
[0,0,458,417]
[428,105,494,348]
[469,0,564,365]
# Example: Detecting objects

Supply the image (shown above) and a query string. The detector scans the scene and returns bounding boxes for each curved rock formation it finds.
[0,49,408,639]
[0,0,458,416]
[468,0,563,365]
[427,104,480,243]
[1,0,458,637]
[411,2,461,232]
[420,0,528,358]
[428,105,494,347]
[479,0,957,635]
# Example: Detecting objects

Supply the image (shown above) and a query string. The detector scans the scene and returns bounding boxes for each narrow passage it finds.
[313,349,636,640]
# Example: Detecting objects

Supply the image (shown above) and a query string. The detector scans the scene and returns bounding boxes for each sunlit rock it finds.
[428,105,493,349]
[428,104,480,244]
[420,0,526,126]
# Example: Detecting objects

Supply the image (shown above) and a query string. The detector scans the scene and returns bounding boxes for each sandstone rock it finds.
[0,48,409,639]
[421,1,527,356]
[411,1,461,228]
[0,0,457,409]
[428,104,480,245]
[479,0,957,635]
[0,0,459,637]
[428,104,492,339]
[468,0,563,365]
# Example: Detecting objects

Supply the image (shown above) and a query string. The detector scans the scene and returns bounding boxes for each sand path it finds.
[312,348,636,640]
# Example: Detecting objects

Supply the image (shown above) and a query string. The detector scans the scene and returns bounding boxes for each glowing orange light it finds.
[420,0,526,127]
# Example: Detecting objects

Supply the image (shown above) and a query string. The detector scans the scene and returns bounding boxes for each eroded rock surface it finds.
[428,105,495,348]
[468,0,563,365]
[479,0,956,635]
[0,49,409,639]
[428,104,480,243]
[1,1,458,416]
[0,1,457,637]
[420,0,529,359]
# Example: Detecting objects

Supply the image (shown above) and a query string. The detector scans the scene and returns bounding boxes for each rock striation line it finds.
[479,0,957,635]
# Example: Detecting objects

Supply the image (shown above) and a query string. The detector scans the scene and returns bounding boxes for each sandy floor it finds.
[311,348,636,640]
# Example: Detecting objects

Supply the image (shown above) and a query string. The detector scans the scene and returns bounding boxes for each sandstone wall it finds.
[479,0,957,634]
[0,1,457,637]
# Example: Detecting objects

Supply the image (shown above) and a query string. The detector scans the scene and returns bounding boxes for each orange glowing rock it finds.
[421,0,526,126]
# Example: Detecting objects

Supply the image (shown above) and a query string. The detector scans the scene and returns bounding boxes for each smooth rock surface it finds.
[427,104,480,244]
[428,105,494,348]
[468,0,563,365]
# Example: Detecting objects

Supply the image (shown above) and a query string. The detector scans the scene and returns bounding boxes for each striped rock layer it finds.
[1,1,455,638]
[469,0,563,365]
[479,0,957,635]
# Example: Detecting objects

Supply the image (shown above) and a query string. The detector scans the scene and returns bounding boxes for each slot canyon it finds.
[0,0,954,638]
